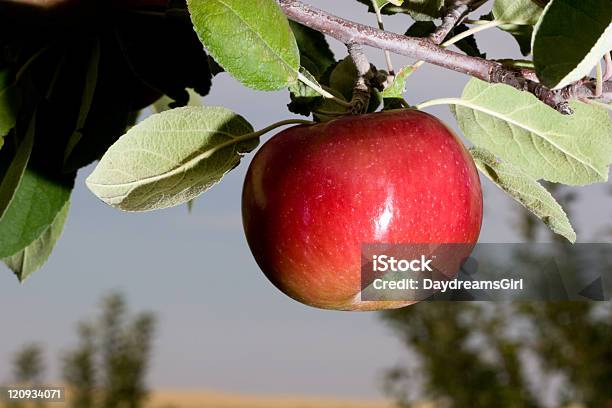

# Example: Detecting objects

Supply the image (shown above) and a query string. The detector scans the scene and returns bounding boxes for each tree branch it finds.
[430,0,487,44]
[278,0,609,114]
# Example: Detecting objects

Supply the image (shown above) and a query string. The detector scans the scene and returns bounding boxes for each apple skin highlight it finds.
[242,110,483,311]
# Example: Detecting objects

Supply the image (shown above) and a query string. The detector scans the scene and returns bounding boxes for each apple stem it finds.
[347,43,373,115]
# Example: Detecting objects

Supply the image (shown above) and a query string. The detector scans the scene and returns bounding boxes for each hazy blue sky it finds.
[1,0,610,400]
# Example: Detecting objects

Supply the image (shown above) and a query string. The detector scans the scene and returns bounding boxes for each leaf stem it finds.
[370,0,394,75]
[603,52,612,82]
[463,19,527,26]
[209,118,314,157]
[297,72,352,107]
[414,98,463,111]
[588,99,612,112]
[411,20,504,71]
[441,20,505,48]
[15,44,55,83]
[596,60,603,97]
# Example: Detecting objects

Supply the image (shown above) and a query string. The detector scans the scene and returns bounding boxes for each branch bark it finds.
[429,0,487,44]
[278,0,610,114]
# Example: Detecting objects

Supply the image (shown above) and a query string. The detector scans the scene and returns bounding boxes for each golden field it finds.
[2,389,395,408]
[147,389,394,408]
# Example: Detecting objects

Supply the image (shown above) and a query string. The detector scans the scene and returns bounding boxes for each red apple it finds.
[242,110,483,311]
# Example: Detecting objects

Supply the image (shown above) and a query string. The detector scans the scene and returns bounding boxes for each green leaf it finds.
[0,168,73,259]
[187,0,299,90]
[86,106,256,212]
[470,147,576,243]
[4,200,70,282]
[493,0,543,24]
[329,57,359,101]
[328,57,381,113]
[370,0,405,9]
[0,69,18,141]
[289,21,335,79]
[382,66,414,98]
[532,0,612,89]
[492,0,544,55]
[63,39,101,166]
[452,79,612,185]
[0,116,35,220]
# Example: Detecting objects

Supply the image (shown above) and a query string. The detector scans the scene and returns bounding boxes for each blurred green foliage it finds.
[5,292,156,408]
[381,187,612,408]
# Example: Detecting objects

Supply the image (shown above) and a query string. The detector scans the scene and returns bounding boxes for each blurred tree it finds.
[12,343,45,385]
[381,188,612,407]
[61,291,156,408]
[62,322,96,408]
[518,301,612,407]
[382,303,539,408]
[8,343,46,408]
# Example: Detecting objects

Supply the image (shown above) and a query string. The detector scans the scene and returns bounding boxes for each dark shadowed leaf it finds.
[0,69,18,141]
[0,167,73,259]
[4,200,70,282]
[532,0,612,88]
[289,21,335,79]
[449,25,486,58]
[63,38,101,166]
[405,21,436,38]
[62,35,140,172]
[0,116,35,220]
[115,12,213,105]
